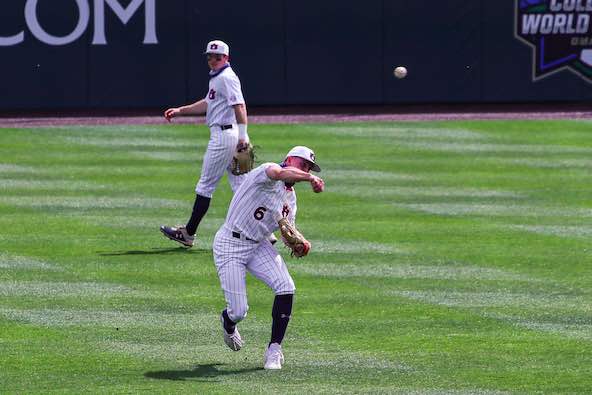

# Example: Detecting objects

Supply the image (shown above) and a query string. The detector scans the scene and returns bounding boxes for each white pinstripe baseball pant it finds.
[213,227,296,323]
[195,125,245,198]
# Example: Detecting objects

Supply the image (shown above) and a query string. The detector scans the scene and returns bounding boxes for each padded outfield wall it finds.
[1,0,592,110]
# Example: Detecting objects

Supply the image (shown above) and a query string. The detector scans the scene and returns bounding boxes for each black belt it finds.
[232,231,255,242]
[220,124,233,130]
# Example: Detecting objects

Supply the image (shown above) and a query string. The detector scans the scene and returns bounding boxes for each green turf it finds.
[1,120,591,394]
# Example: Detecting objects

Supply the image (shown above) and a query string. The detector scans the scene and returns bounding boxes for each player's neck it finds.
[210,63,230,75]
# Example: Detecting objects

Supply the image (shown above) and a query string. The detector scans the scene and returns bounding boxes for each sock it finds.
[222,309,236,334]
[185,194,211,235]
[270,294,293,346]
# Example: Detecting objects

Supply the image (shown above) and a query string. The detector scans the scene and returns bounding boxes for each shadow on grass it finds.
[98,247,209,256]
[144,363,262,381]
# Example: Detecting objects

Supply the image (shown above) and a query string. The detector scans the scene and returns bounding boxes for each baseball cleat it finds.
[264,343,284,370]
[160,225,194,247]
[220,314,243,351]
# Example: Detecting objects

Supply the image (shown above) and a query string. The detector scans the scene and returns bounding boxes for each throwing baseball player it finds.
[214,146,324,370]
[160,39,253,248]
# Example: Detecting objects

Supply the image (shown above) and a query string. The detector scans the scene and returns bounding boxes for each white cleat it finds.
[220,314,243,351]
[264,342,284,370]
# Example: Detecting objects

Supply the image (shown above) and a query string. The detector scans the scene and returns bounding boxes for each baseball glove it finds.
[231,142,255,175]
[278,218,311,258]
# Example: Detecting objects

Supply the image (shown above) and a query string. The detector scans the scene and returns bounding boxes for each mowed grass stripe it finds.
[64,136,201,148]
[494,157,592,169]
[0,308,220,329]
[311,125,487,140]
[0,163,38,173]
[292,262,538,282]
[4,164,202,177]
[392,290,590,311]
[0,196,185,209]
[324,169,419,181]
[399,141,592,154]
[486,313,592,341]
[329,185,524,199]
[0,281,143,297]
[390,288,592,341]
[1,179,111,191]
[0,253,59,271]
[397,203,592,218]
[508,224,592,238]
[129,150,200,161]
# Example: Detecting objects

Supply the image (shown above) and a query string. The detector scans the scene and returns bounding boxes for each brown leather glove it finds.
[230,142,255,175]
[278,218,311,258]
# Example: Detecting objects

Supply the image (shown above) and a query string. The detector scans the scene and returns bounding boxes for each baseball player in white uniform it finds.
[214,146,324,370]
[160,40,250,247]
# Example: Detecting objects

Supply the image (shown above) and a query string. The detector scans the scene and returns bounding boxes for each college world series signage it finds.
[516,0,592,83]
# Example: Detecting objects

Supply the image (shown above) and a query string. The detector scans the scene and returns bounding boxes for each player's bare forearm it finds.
[180,99,207,115]
[164,99,207,121]
[234,104,248,143]
[266,165,312,183]
[233,104,248,125]
[266,165,323,194]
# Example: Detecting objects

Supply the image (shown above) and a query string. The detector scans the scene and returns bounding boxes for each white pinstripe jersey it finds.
[205,64,245,127]
[224,163,297,241]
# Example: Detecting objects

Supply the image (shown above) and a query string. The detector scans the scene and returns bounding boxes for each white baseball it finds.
[394,66,407,79]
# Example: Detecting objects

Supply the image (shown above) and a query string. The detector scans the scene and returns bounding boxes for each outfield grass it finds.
[0,120,591,394]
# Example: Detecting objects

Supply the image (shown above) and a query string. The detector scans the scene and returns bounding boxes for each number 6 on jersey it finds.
[254,206,267,220]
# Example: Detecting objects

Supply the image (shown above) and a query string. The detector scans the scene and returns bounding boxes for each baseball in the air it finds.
[394,66,407,79]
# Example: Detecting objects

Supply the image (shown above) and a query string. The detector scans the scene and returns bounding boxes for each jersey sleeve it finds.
[222,74,245,106]
[256,163,280,188]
